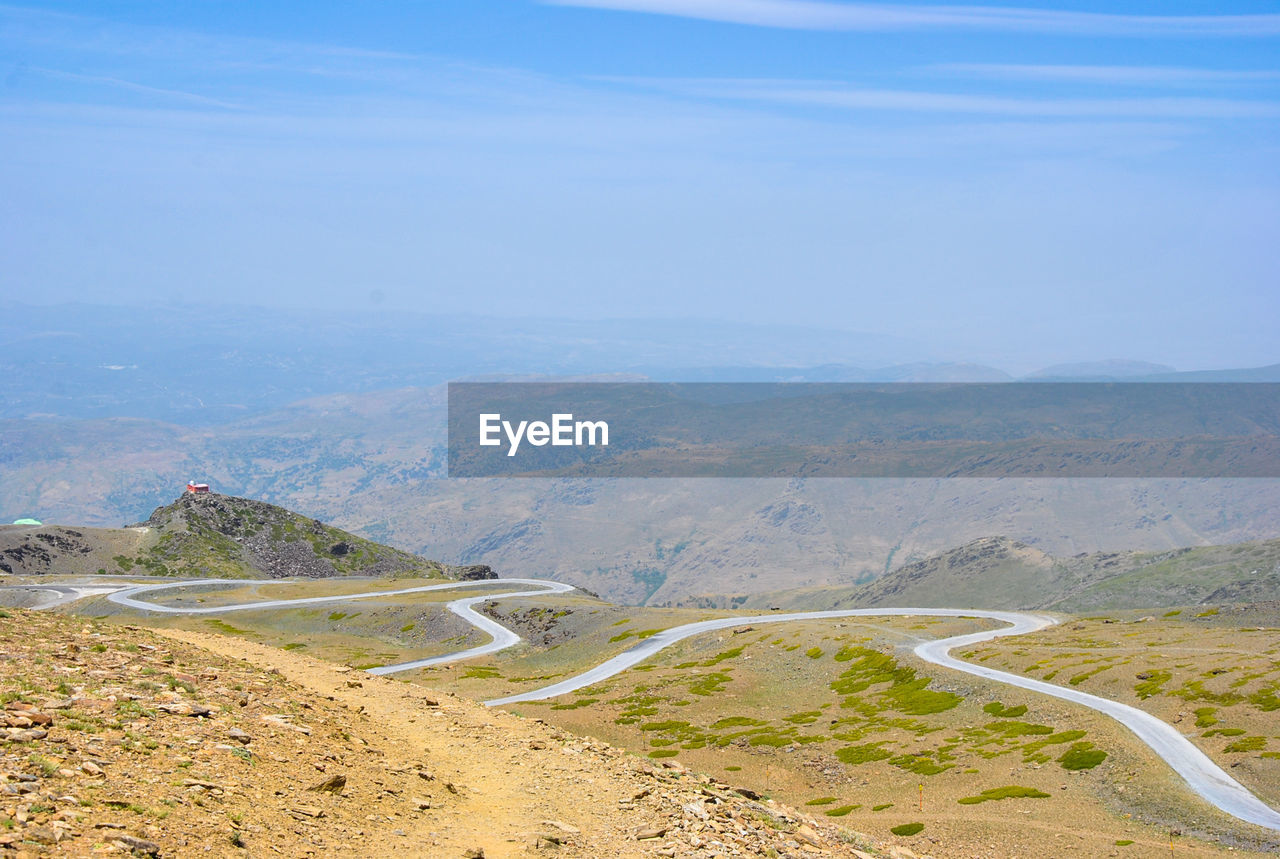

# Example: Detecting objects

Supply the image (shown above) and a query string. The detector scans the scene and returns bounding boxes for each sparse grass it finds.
[957,786,1050,804]
[204,619,249,636]
[1223,736,1267,753]
[835,743,890,764]
[696,646,743,667]
[550,697,598,710]
[986,720,1052,737]
[463,666,502,679]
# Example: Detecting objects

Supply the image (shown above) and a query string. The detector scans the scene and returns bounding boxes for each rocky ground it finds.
[0,608,909,858]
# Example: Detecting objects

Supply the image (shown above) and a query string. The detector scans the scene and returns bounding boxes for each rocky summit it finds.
[0,492,495,582]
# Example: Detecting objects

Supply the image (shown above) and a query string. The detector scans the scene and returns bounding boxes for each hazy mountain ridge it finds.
[8,303,1275,426]
[3,378,1279,604]
[738,535,1280,612]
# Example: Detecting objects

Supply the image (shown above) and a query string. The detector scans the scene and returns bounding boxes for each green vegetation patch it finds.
[891,823,925,837]
[957,786,1050,805]
[783,711,822,725]
[824,805,859,817]
[1249,687,1280,712]
[1224,736,1267,753]
[688,671,732,696]
[889,752,952,776]
[550,698,598,710]
[805,797,839,806]
[983,702,1027,718]
[702,646,745,666]
[463,666,502,679]
[1058,742,1107,770]
[203,619,249,636]
[1134,670,1172,699]
[711,716,765,729]
[829,647,962,715]
[835,743,892,765]
[1193,707,1219,728]
[642,720,691,732]
[986,720,1053,737]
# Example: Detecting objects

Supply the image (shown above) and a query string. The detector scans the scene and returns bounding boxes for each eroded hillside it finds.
[0,608,899,858]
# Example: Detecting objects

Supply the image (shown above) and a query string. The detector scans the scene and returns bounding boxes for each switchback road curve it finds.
[25,576,1280,833]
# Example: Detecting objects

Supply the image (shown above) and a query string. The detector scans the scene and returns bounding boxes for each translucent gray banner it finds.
[447,382,1280,478]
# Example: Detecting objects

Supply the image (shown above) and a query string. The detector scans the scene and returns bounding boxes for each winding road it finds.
[12,576,1280,832]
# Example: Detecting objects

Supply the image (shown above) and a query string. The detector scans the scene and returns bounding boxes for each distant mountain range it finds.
[2,383,1277,604]
[743,535,1280,613]
[5,302,1275,424]
[2,302,1276,605]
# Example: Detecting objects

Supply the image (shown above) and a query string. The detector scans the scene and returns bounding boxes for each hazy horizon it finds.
[3,1,1278,371]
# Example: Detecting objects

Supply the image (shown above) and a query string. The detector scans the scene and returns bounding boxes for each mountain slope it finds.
[0,608,885,857]
[749,535,1280,612]
[0,491,491,580]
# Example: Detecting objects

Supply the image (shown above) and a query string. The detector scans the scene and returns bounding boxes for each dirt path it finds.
[156,628,887,858]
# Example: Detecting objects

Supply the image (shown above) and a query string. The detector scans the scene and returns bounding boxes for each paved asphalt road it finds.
[13,576,1278,832]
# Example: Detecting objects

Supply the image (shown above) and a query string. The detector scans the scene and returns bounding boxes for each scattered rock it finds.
[104,832,161,855]
[541,819,580,834]
[635,825,668,840]
[308,774,347,794]
[158,702,214,717]
[795,824,822,847]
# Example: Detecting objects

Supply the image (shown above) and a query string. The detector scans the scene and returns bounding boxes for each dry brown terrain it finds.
[0,608,916,858]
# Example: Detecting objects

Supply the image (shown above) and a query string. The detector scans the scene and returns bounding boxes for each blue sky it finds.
[1,1,1278,370]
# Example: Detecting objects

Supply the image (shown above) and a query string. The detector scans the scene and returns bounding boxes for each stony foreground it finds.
[0,608,914,858]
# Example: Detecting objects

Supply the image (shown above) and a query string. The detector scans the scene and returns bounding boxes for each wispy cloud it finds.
[544,0,1280,37]
[29,67,244,110]
[604,77,1280,119]
[931,64,1280,85]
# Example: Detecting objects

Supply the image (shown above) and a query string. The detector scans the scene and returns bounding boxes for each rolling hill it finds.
[0,491,491,581]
